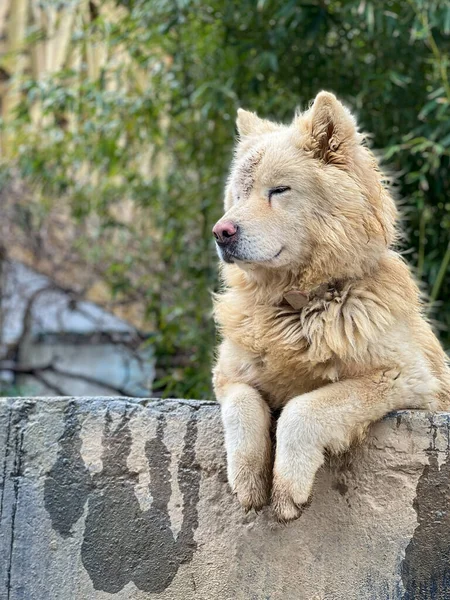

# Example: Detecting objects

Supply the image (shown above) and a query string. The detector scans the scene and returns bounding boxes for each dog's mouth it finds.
[217,244,284,265]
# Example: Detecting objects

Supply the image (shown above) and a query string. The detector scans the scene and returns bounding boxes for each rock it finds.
[0,397,449,600]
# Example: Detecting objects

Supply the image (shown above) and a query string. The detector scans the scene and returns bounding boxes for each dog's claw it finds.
[271,479,313,522]
[231,463,270,512]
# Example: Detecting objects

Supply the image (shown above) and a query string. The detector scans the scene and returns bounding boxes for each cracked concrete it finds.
[0,397,449,600]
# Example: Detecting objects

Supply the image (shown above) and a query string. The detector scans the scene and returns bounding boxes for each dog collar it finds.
[283,281,342,310]
[283,290,310,309]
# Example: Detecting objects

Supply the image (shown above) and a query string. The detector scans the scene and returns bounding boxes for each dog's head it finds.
[213,91,397,280]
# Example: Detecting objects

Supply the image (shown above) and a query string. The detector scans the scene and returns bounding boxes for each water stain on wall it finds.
[44,404,200,594]
[3,401,35,599]
[44,402,93,538]
[401,450,450,600]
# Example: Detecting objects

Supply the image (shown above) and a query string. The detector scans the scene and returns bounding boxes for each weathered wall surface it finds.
[0,397,449,600]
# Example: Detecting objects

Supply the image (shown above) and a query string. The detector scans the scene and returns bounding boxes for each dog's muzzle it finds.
[212,220,240,263]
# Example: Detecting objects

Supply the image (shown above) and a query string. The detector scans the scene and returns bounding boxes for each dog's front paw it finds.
[272,402,324,522]
[271,472,312,522]
[229,456,270,512]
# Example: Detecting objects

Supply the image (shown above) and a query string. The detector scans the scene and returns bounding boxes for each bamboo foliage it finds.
[0,0,11,42]
[28,0,77,77]
[1,0,28,153]
[0,0,120,156]
[0,0,164,329]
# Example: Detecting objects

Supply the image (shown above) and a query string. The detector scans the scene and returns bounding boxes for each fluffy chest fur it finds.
[214,257,414,405]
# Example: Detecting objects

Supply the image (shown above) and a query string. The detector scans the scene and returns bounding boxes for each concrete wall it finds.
[0,397,449,600]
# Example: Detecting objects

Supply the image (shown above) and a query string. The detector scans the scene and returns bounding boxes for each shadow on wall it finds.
[401,447,450,600]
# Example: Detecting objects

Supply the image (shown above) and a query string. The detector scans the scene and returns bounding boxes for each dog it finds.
[212,91,450,522]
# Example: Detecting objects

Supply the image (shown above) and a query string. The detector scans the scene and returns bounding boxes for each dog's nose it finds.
[212,220,239,244]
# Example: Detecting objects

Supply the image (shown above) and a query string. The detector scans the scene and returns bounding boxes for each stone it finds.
[0,396,449,600]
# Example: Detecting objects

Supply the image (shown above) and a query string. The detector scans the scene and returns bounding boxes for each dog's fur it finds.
[212,91,450,522]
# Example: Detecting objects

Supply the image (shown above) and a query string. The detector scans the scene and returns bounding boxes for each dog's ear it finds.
[299,92,359,167]
[236,108,279,138]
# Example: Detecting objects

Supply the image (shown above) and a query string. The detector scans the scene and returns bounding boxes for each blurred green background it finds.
[0,0,449,399]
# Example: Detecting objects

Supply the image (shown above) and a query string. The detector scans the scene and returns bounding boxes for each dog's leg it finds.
[272,369,437,522]
[218,383,272,511]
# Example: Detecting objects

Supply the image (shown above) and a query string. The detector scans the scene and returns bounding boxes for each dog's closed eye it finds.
[268,186,291,201]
